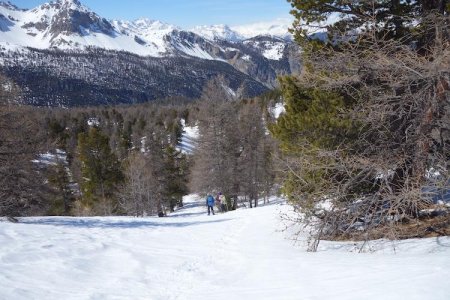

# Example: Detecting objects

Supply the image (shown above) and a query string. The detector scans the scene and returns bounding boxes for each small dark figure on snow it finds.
[206,194,215,215]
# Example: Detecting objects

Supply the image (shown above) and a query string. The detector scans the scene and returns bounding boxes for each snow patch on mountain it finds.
[175,42,215,60]
[262,42,286,60]
[243,37,288,60]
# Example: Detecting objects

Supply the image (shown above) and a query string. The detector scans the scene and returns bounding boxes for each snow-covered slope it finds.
[0,195,449,300]
[112,18,178,56]
[0,0,221,58]
[0,0,173,56]
[243,36,289,60]
[0,0,293,60]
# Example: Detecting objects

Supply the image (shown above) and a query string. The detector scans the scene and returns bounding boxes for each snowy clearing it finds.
[178,119,199,154]
[1,195,449,300]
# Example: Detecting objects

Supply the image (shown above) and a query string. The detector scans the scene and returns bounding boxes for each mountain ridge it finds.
[0,0,300,106]
[0,0,293,55]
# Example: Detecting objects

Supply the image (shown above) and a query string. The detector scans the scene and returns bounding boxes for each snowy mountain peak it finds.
[191,24,242,41]
[56,0,82,8]
[33,0,88,13]
[134,18,159,28]
[59,0,81,5]
[40,0,114,41]
[134,18,166,28]
[112,18,177,36]
[132,18,177,32]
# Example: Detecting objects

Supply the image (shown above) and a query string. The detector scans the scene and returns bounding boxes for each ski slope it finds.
[0,195,449,300]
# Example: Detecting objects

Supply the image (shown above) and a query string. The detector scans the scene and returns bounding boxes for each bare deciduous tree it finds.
[190,77,241,200]
[238,102,268,208]
[118,152,159,216]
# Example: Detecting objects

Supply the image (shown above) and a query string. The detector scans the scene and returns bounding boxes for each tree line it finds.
[0,75,278,218]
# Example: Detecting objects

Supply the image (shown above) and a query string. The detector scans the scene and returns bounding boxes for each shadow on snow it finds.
[20,217,232,229]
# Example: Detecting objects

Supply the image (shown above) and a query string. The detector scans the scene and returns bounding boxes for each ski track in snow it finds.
[0,195,449,300]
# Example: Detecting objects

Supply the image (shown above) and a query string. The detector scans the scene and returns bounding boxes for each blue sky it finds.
[11,0,293,28]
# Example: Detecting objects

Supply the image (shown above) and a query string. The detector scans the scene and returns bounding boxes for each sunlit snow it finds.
[0,195,449,300]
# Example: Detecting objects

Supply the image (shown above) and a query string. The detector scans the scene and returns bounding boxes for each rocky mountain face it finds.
[23,0,115,43]
[0,0,300,107]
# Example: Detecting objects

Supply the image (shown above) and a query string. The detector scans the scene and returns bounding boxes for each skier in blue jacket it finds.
[206,194,215,215]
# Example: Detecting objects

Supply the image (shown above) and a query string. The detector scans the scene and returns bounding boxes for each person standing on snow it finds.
[219,192,227,212]
[206,194,215,215]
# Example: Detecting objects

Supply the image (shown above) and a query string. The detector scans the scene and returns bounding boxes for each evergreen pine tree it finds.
[288,0,449,45]
[273,0,450,247]
[77,127,123,215]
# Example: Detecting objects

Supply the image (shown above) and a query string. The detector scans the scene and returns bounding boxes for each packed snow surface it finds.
[1,195,449,300]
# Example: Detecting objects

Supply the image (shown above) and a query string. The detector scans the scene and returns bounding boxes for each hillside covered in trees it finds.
[0,73,281,218]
